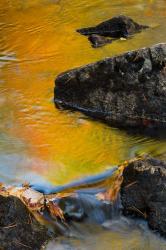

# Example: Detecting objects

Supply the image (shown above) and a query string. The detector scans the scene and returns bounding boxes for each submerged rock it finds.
[0,195,50,250]
[54,43,166,129]
[121,156,166,237]
[57,193,118,224]
[88,34,112,48]
[77,15,149,47]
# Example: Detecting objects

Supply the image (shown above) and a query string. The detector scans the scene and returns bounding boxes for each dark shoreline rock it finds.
[0,195,50,250]
[77,15,149,48]
[121,156,166,237]
[54,43,166,129]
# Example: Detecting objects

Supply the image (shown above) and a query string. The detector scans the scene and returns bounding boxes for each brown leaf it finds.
[47,201,65,221]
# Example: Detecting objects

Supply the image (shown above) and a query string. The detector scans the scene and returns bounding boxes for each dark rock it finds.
[54,43,166,129]
[0,195,50,250]
[121,156,166,237]
[88,34,112,48]
[77,15,149,47]
[57,193,117,224]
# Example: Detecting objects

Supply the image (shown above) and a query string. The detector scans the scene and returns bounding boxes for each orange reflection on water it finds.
[0,0,166,185]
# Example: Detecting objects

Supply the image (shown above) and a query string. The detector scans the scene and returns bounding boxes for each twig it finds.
[13,240,31,249]
[2,223,17,229]
[128,206,147,218]
[125,181,138,189]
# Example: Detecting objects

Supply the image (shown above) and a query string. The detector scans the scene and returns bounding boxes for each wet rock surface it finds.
[77,15,148,47]
[0,195,50,250]
[121,156,166,237]
[88,34,112,48]
[57,193,118,224]
[55,43,166,129]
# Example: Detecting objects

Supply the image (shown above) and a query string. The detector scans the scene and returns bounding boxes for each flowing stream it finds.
[0,0,166,249]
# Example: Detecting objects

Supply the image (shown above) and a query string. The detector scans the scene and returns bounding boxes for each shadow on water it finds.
[55,102,166,140]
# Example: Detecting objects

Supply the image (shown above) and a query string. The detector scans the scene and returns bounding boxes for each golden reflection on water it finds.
[0,0,166,186]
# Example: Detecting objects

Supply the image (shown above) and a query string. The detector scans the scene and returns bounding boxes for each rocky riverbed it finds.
[1,156,166,249]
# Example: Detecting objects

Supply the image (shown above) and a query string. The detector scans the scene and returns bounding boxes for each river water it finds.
[0,0,166,249]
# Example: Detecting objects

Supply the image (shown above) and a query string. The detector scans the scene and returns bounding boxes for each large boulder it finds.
[54,43,166,129]
[121,156,166,237]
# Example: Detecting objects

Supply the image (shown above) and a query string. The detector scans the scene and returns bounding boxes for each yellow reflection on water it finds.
[0,0,166,185]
